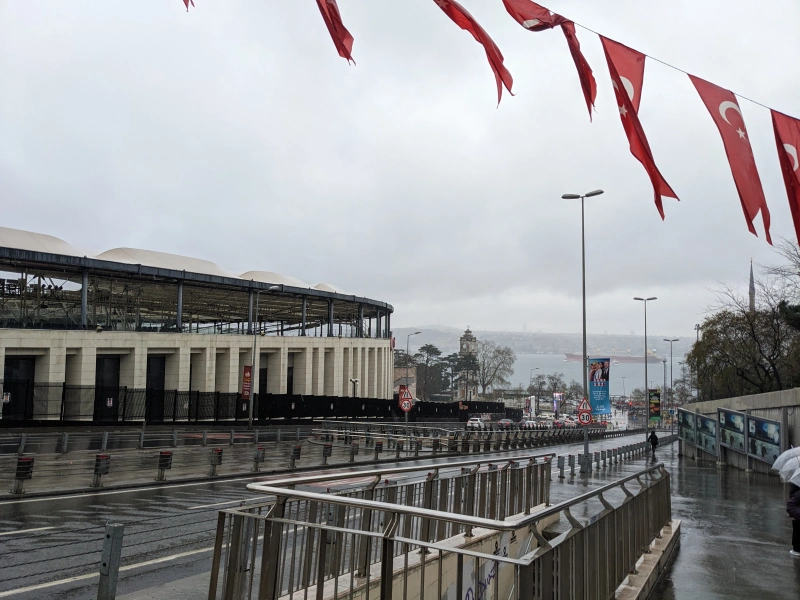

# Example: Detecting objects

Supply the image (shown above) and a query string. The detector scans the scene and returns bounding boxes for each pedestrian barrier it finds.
[156,451,172,481]
[92,454,110,488]
[288,445,301,470]
[210,458,672,600]
[252,446,265,472]
[12,457,33,494]
[321,443,333,466]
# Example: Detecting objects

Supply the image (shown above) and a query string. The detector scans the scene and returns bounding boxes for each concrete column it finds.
[312,348,324,395]
[368,348,377,398]
[248,290,254,335]
[190,348,213,392]
[293,349,312,394]
[176,281,184,333]
[360,348,369,398]
[376,312,382,340]
[267,348,288,394]
[80,270,88,329]
[386,313,391,339]
[324,349,336,396]
[341,348,351,397]
[166,347,190,391]
[119,345,147,389]
[376,347,384,401]
[214,348,240,393]
[301,298,307,336]
[352,347,362,397]
[64,346,95,419]
[358,304,364,337]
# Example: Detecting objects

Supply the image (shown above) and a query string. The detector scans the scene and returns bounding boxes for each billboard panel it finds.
[696,414,718,456]
[588,357,611,415]
[747,415,781,464]
[677,409,696,444]
[648,389,661,424]
[718,408,746,452]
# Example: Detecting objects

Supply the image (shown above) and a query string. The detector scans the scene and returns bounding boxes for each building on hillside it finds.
[456,327,478,402]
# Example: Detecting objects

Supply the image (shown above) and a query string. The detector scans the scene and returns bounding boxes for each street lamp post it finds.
[529,367,539,416]
[406,331,422,438]
[563,189,604,474]
[248,285,280,428]
[663,338,678,430]
[634,297,657,441]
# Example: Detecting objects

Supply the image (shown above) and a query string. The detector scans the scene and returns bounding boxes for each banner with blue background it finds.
[588,357,611,415]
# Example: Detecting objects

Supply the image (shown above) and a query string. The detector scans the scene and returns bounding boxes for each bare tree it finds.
[476,340,516,394]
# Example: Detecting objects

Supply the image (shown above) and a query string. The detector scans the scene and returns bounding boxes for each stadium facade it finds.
[0,227,395,424]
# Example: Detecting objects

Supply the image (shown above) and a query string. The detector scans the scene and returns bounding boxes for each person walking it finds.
[788,483,800,557]
[648,430,659,457]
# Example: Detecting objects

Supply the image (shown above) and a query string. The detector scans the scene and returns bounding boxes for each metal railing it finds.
[209,454,672,600]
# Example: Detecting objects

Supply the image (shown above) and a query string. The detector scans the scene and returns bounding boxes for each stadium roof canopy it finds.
[0,227,391,334]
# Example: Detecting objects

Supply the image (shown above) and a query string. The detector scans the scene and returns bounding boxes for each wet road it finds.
[0,431,648,599]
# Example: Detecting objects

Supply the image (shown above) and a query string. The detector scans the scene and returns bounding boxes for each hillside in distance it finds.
[393,326,694,358]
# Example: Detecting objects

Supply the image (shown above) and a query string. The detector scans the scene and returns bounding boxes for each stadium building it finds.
[0,227,395,424]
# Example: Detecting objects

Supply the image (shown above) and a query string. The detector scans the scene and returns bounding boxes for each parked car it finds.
[497,418,515,431]
[520,420,538,430]
[466,417,487,431]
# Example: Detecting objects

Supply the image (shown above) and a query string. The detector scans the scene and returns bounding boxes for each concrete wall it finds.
[0,329,393,403]
[684,387,800,473]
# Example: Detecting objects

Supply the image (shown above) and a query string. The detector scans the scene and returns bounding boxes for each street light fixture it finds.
[563,189,604,474]
[663,338,678,425]
[529,367,540,416]
[248,285,281,428]
[634,297,657,440]
[406,331,422,439]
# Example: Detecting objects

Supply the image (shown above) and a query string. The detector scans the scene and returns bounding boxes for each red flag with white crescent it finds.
[601,37,678,219]
[771,110,800,245]
[501,0,596,119]
[433,0,514,106]
[690,75,772,244]
[316,0,355,64]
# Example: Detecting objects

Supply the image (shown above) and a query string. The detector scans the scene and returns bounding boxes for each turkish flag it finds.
[434,0,513,105]
[502,0,596,119]
[690,75,772,244]
[601,37,677,219]
[316,0,355,64]
[772,110,800,245]
[183,0,194,10]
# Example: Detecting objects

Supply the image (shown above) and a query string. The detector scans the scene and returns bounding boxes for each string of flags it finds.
[181,0,800,247]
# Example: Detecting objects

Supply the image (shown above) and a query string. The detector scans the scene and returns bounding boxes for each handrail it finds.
[245,462,666,533]
[246,449,556,489]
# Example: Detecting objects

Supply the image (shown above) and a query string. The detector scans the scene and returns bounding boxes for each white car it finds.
[466,417,487,431]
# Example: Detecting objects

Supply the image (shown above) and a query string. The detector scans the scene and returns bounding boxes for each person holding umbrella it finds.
[789,482,800,557]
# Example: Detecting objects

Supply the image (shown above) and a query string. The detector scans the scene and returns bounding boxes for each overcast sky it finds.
[1,0,798,337]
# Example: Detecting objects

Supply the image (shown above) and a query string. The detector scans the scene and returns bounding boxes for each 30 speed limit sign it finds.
[578,412,592,425]
[400,399,412,412]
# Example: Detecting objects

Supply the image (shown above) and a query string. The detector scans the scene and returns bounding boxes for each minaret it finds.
[749,259,756,314]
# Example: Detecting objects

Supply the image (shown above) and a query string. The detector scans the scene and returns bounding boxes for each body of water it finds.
[511,353,675,397]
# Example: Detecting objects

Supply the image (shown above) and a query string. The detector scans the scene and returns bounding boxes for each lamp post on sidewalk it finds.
[663,338,678,431]
[406,331,421,437]
[248,285,280,428]
[562,189,604,473]
[633,296,657,441]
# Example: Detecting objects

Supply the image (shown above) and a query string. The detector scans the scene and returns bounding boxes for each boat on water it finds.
[564,352,661,364]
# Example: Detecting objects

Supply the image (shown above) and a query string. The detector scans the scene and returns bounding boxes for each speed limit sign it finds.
[578,412,592,425]
[400,399,412,412]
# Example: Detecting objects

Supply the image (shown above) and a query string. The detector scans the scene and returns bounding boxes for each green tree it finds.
[415,344,443,401]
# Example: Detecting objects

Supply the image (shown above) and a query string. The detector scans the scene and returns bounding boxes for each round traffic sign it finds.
[578,412,592,425]
[400,399,412,412]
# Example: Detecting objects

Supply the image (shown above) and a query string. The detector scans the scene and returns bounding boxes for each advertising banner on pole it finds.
[647,389,661,424]
[696,415,718,456]
[718,408,746,452]
[746,415,781,464]
[241,365,252,401]
[587,357,611,415]
[677,409,696,444]
[553,392,563,415]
